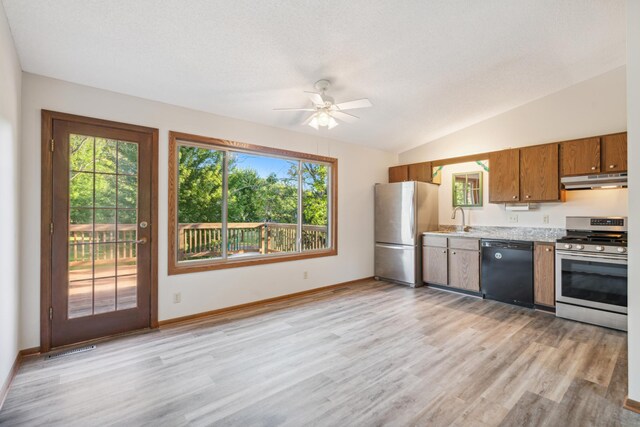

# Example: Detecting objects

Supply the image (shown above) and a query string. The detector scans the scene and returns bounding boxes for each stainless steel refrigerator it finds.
[374,182,439,287]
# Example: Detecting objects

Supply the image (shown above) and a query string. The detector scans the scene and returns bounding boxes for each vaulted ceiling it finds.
[2,0,626,152]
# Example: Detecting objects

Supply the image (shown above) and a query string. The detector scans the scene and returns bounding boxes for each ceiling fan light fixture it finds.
[317,111,331,127]
[328,116,339,129]
[308,116,320,130]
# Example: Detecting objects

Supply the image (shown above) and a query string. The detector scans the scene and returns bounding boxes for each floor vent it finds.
[46,345,96,360]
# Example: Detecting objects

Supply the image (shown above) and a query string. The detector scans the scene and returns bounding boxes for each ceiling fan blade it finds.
[332,111,359,123]
[334,98,372,110]
[305,91,326,106]
[301,113,316,126]
[273,108,316,111]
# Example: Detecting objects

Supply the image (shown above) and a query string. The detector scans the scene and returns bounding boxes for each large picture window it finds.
[168,131,337,274]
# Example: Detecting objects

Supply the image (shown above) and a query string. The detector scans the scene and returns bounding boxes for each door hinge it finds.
[49,307,53,320]
[50,222,54,234]
[50,139,55,152]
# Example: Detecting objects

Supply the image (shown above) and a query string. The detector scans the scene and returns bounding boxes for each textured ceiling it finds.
[2,0,626,152]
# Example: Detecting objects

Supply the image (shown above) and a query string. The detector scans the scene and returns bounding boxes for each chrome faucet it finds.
[451,207,470,232]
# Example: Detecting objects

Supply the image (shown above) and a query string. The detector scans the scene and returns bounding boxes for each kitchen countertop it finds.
[423,225,565,243]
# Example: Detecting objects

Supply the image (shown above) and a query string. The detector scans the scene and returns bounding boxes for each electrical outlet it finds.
[173,293,181,304]
[303,271,308,279]
[508,213,518,223]
[543,215,550,224]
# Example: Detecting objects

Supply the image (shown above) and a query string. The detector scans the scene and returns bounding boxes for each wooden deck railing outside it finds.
[68,222,328,263]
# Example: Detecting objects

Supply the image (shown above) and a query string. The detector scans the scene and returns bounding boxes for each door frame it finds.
[40,110,159,352]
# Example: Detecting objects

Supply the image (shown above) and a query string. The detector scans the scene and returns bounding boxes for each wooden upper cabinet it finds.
[489,149,520,203]
[388,165,408,183]
[561,137,601,176]
[408,162,432,182]
[520,144,560,202]
[601,133,627,173]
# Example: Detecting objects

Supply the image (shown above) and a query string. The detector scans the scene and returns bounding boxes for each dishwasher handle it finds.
[481,239,533,251]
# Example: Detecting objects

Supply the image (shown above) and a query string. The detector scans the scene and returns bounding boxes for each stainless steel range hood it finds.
[561,173,627,190]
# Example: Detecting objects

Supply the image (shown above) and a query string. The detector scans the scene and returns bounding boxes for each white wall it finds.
[626,0,640,403]
[0,1,21,393]
[19,73,396,349]
[399,67,628,228]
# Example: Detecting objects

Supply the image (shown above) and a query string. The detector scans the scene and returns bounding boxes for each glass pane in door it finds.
[68,135,139,318]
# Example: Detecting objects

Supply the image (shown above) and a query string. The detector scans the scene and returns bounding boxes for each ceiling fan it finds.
[274,79,372,130]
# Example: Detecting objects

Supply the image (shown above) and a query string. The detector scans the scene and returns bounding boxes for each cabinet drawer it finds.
[423,235,447,248]
[448,237,480,250]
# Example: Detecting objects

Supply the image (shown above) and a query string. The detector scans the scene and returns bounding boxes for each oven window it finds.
[561,259,627,307]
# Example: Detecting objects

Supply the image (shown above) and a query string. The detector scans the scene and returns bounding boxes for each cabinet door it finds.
[448,249,480,291]
[561,137,601,176]
[520,144,560,202]
[489,149,520,203]
[389,165,409,183]
[408,162,432,183]
[601,133,627,173]
[423,246,448,285]
[534,244,555,307]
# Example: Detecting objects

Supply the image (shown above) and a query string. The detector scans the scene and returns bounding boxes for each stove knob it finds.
[575,244,584,250]
[595,246,605,251]
[617,247,627,253]
[563,244,572,249]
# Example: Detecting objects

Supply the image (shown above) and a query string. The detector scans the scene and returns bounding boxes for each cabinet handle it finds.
[591,166,596,170]
[512,195,517,199]
[452,251,456,255]
[609,164,616,169]
[545,248,552,252]
[442,250,447,253]
[525,195,531,199]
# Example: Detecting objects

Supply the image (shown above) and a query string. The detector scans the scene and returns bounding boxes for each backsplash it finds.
[437,162,628,228]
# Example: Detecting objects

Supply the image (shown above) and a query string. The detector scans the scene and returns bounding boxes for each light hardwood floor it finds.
[1,280,639,426]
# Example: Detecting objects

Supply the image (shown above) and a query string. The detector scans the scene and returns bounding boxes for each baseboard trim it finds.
[624,396,640,414]
[0,353,21,411]
[159,277,374,328]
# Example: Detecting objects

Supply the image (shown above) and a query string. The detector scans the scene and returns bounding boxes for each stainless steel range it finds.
[555,216,628,331]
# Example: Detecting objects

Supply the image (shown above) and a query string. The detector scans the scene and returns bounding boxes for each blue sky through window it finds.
[231,152,295,179]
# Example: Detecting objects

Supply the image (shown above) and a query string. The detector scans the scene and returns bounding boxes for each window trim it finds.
[168,131,338,275]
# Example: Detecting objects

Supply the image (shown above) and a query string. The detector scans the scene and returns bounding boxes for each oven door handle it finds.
[555,250,628,262]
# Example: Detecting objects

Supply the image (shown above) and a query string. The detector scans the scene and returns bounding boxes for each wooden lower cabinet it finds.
[448,249,480,292]
[534,243,555,307]
[423,237,480,292]
[423,246,448,285]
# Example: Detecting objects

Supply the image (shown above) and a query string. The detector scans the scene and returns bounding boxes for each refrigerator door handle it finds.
[375,243,411,250]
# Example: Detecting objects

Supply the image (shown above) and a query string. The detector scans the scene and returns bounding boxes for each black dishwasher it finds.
[481,240,534,308]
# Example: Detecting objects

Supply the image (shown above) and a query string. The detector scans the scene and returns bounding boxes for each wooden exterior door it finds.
[42,111,158,350]
[519,144,559,202]
[489,149,520,203]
